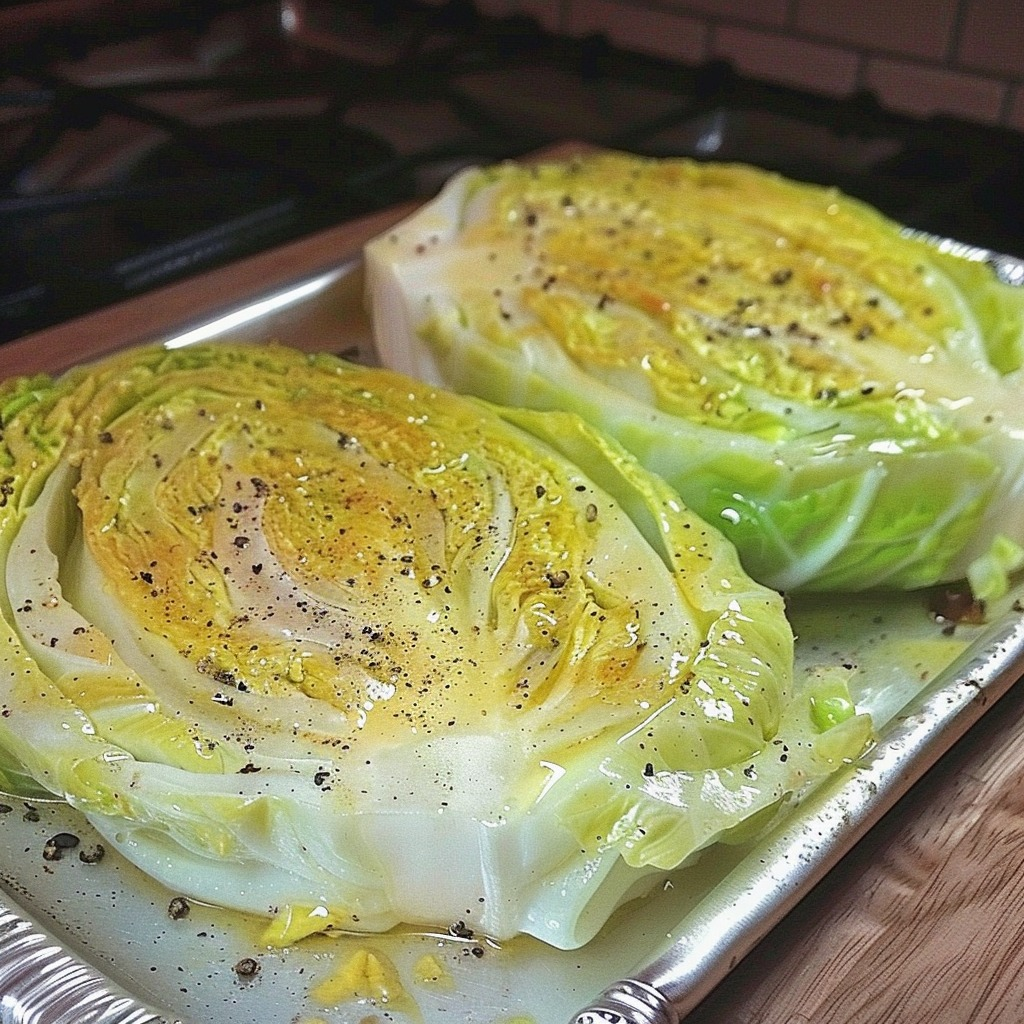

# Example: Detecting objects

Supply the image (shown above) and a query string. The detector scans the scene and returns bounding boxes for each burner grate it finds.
[2,0,1023,347]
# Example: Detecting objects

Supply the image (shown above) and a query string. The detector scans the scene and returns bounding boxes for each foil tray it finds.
[1,243,1024,1024]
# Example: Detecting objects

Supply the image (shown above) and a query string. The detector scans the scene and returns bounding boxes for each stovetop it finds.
[4,0,1024,347]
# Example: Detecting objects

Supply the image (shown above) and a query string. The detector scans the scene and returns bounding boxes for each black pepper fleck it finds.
[168,896,191,920]
[79,844,106,864]
[42,832,80,861]
[233,957,261,979]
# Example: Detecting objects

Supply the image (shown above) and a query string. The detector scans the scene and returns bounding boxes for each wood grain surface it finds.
[684,676,1024,1023]
[5,159,1024,1024]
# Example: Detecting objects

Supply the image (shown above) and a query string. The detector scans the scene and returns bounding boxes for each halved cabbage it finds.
[0,343,869,949]
[366,151,1024,597]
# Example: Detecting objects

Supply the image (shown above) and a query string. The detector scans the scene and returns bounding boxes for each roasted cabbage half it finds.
[366,151,1024,597]
[0,343,869,948]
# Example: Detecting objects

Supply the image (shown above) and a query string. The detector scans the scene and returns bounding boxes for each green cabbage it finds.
[366,151,1024,596]
[0,343,869,949]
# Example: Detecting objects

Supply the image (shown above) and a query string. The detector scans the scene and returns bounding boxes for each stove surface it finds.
[3,0,1023,345]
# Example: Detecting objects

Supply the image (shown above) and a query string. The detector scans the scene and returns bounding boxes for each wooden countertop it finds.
[4,191,1024,1024]
[687,673,1024,1024]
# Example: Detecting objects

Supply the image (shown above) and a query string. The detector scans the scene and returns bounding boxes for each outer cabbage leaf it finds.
[0,343,869,949]
[366,151,1024,596]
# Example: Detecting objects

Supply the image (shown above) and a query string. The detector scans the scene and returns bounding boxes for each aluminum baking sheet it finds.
[1,252,1023,1024]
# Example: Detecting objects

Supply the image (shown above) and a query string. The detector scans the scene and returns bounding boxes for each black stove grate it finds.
[3,0,1023,346]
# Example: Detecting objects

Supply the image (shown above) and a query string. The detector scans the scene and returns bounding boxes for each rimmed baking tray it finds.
[1,234,1023,1024]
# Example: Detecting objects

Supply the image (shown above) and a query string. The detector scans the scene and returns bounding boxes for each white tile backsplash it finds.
[478,0,1024,130]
